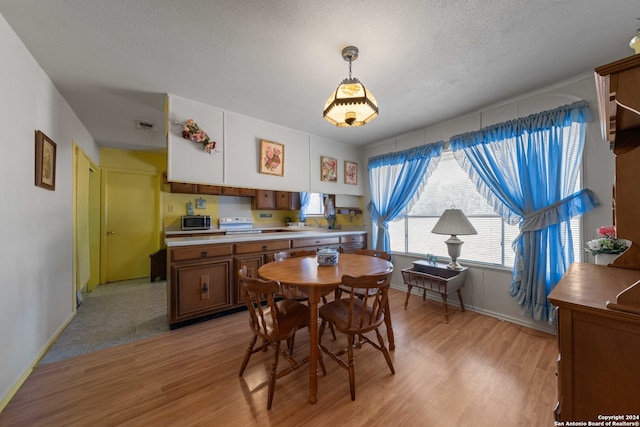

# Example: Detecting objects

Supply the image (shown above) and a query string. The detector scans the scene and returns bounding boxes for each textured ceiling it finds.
[1,0,639,151]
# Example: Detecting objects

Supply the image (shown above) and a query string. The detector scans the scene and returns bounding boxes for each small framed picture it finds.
[195,198,206,209]
[344,161,358,185]
[35,130,57,191]
[321,156,338,182]
[259,139,284,176]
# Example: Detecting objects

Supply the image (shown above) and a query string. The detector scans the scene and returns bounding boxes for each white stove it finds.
[218,217,262,235]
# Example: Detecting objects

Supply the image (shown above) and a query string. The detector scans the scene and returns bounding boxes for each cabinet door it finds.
[234,254,264,306]
[275,191,300,210]
[252,190,276,210]
[170,258,232,323]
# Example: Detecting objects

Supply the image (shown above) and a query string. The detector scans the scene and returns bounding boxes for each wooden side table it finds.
[401,262,468,322]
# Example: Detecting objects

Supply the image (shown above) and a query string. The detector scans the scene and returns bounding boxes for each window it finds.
[388,150,582,268]
[304,193,325,216]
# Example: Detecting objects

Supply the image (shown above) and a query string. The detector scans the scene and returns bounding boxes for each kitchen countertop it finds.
[164,227,366,247]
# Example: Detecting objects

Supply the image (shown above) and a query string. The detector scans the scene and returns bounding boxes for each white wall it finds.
[0,15,100,404]
[364,76,615,332]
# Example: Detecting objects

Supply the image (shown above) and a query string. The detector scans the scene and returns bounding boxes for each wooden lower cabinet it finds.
[169,257,233,325]
[167,233,366,327]
[168,244,234,327]
[339,233,366,253]
[547,263,640,422]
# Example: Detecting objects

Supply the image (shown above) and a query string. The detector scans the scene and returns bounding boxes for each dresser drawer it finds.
[235,240,290,254]
[171,244,234,262]
[340,234,365,244]
[292,237,340,248]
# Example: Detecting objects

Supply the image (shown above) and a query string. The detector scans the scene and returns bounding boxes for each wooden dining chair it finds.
[274,249,337,342]
[318,271,395,401]
[273,250,316,300]
[335,249,395,350]
[354,248,392,261]
[238,266,310,410]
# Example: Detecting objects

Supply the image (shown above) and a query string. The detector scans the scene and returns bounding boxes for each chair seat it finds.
[319,299,384,335]
[253,299,309,341]
[279,286,308,301]
[336,284,375,298]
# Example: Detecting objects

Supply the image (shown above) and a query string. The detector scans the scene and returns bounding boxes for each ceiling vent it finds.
[135,120,157,133]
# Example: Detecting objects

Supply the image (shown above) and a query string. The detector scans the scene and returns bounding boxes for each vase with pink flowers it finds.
[585,225,629,265]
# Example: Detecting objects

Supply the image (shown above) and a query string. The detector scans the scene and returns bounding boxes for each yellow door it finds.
[74,145,101,294]
[104,170,159,282]
[88,166,101,291]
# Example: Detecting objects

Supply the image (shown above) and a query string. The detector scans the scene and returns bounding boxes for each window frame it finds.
[388,149,584,269]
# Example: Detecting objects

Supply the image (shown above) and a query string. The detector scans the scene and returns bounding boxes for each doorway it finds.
[74,145,101,298]
[102,169,160,282]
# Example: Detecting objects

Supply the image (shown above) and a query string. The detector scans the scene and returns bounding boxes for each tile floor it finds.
[39,277,169,365]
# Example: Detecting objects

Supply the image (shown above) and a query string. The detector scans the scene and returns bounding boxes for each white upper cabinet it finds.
[166,94,224,185]
[224,112,310,192]
[166,94,363,195]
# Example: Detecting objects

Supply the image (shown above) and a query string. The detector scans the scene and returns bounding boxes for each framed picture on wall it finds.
[321,156,338,182]
[35,130,57,191]
[344,161,358,185]
[259,139,284,176]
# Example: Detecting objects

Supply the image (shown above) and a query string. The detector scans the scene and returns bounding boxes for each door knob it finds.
[106,231,115,236]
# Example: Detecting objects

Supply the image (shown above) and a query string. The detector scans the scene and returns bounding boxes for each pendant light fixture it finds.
[323,46,378,127]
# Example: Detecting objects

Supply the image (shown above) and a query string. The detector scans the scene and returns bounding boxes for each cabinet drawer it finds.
[292,237,340,248]
[220,186,240,196]
[235,240,290,254]
[171,244,233,262]
[197,184,221,195]
[170,182,197,193]
[340,234,365,244]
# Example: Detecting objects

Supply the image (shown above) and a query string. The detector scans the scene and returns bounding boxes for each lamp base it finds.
[446,260,464,270]
[444,236,464,270]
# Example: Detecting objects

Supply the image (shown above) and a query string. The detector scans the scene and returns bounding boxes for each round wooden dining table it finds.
[258,253,393,404]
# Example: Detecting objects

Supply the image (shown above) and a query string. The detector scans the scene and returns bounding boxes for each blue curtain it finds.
[368,142,443,251]
[298,192,311,221]
[449,100,596,322]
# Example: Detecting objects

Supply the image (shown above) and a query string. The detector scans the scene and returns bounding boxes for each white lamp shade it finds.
[431,209,478,236]
[323,78,378,127]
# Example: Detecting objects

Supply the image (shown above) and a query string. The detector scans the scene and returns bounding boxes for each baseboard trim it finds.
[390,283,556,335]
[1,311,76,411]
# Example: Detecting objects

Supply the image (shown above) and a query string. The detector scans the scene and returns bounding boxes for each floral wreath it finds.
[181,119,216,153]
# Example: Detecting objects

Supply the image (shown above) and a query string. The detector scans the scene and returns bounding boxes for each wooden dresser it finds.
[594,54,640,268]
[547,263,640,422]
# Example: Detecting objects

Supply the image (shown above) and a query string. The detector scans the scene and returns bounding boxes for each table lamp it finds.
[431,208,477,270]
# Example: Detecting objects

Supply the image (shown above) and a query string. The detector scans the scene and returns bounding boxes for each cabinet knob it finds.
[200,251,207,257]
[262,245,267,251]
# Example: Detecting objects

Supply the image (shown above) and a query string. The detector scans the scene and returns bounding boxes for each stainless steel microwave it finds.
[181,215,211,230]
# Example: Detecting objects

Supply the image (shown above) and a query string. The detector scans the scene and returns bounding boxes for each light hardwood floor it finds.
[1,289,558,427]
